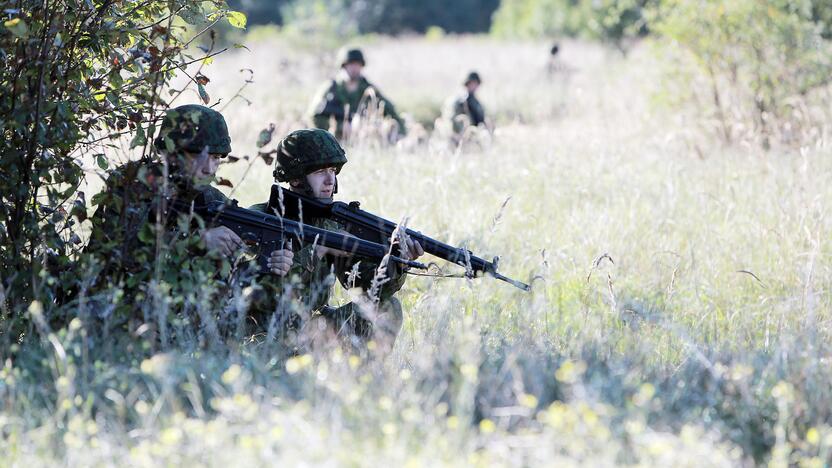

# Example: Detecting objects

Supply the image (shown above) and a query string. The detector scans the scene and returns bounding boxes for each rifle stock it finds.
[267,185,530,291]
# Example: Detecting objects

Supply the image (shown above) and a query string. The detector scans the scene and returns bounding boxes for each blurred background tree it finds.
[228,0,500,34]
[490,0,654,53]
[650,0,832,148]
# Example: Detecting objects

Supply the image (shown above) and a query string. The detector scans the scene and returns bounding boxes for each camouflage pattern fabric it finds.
[85,160,229,289]
[246,202,406,344]
[309,76,407,139]
[153,104,232,155]
[273,129,347,183]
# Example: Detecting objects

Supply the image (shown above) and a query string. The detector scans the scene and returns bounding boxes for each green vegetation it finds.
[650,0,832,148]
[2,1,832,466]
[491,0,652,51]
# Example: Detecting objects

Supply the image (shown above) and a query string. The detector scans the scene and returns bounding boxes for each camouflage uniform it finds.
[84,105,232,307]
[248,129,406,352]
[309,48,407,139]
[444,71,486,135]
[86,161,228,285]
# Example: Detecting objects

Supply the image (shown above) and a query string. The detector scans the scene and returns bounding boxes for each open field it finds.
[3,35,832,466]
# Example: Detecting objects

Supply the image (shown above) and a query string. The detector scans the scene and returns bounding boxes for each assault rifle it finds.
[169,198,428,274]
[267,186,531,291]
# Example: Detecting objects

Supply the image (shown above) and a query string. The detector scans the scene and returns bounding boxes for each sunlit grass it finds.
[3,35,832,466]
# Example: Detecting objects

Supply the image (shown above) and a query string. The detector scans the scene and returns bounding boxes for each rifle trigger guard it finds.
[240,232,259,245]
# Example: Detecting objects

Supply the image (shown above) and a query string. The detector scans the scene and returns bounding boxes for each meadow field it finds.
[3,34,832,466]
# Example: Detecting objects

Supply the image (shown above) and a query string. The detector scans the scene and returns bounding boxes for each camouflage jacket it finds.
[86,159,228,288]
[247,202,407,317]
[309,74,407,138]
[444,91,486,133]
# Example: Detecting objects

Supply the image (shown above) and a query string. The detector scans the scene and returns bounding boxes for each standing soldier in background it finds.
[308,48,407,142]
[442,71,487,144]
[248,129,422,356]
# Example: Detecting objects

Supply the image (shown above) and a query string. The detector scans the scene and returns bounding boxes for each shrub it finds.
[0,0,245,344]
[650,0,832,148]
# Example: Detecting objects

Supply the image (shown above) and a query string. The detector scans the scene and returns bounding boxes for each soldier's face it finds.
[305,166,337,199]
[182,150,223,185]
[344,62,363,80]
[466,81,480,93]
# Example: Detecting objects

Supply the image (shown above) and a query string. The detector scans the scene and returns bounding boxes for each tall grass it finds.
[3,35,831,466]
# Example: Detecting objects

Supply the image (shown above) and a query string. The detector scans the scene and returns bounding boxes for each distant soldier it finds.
[248,129,423,356]
[443,71,487,142]
[546,41,568,76]
[308,48,407,142]
[85,105,243,311]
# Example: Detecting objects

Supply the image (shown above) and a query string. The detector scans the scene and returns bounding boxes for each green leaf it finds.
[4,18,28,38]
[179,5,203,25]
[227,10,247,29]
[130,125,146,149]
[256,124,275,148]
[96,154,108,170]
[137,223,154,244]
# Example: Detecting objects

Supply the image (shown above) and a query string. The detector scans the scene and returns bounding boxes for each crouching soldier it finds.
[248,129,423,356]
[83,104,243,327]
[442,71,488,145]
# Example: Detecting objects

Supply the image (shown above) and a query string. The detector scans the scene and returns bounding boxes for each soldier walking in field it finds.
[308,48,407,143]
[248,129,423,356]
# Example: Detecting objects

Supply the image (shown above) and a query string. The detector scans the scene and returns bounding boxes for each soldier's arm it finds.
[366,81,407,135]
[86,166,156,272]
[309,80,343,120]
[467,95,486,126]
[333,253,407,302]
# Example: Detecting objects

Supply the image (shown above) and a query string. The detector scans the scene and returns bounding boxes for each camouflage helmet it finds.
[338,48,365,68]
[153,104,232,155]
[273,129,347,182]
[464,71,481,86]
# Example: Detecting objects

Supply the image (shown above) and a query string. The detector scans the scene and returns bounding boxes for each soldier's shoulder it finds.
[359,77,377,91]
[248,202,269,212]
[322,77,341,91]
[198,185,229,204]
[106,159,163,190]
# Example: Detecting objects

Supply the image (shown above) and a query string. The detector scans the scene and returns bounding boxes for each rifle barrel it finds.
[270,186,530,291]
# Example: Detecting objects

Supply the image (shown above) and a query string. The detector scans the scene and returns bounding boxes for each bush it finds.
[650,0,832,148]
[491,0,652,52]
[0,1,245,344]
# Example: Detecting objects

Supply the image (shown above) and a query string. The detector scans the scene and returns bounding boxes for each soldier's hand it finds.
[267,249,294,276]
[202,226,243,257]
[400,234,424,261]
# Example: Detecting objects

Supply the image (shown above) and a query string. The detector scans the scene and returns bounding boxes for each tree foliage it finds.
[651,0,832,148]
[230,0,499,34]
[490,0,653,50]
[0,0,245,338]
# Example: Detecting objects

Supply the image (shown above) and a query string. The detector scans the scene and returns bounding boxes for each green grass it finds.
[3,35,832,466]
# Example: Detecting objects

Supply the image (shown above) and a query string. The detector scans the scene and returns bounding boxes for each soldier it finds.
[248,129,423,356]
[84,105,244,315]
[443,71,487,141]
[308,48,407,142]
